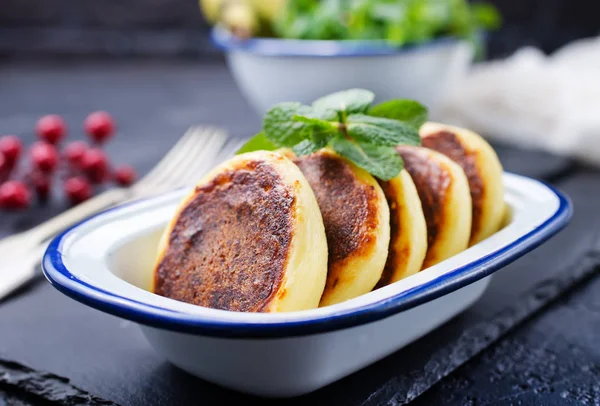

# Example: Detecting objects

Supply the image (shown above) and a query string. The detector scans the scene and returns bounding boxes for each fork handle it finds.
[29,188,130,244]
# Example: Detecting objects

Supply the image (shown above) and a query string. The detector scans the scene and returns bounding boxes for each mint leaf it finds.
[346,114,421,146]
[292,114,337,130]
[236,132,278,155]
[303,107,339,122]
[292,127,330,156]
[293,139,323,156]
[369,99,428,129]
[264,102,313,147]
[312,89,375,116]
[312,129,330,146]
[331,136,403,181]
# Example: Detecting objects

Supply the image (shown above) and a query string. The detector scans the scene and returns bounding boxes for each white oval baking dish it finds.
[42,172,572,398]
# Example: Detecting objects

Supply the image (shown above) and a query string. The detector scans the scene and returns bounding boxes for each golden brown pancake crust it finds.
[293,152,379,290]
[396,146,450,251]
[375,179,404,288]
[421,131,484,240]
[154,160,295,312]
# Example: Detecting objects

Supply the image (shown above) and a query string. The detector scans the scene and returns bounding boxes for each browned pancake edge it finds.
[421,130,484,243]
[396,146,451,269]
[292,150,380,295]
[374,179,403,288]
[154,159,296,313]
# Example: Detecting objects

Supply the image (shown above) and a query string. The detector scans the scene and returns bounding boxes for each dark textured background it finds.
[1,0,600,59]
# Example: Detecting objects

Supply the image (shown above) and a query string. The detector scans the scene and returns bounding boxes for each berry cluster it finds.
[0,112,137,211]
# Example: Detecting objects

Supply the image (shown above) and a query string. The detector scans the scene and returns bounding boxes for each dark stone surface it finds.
[0,359,115,405]
[0,389,43,406]
[415,249,600,404]
[0,58,598,405]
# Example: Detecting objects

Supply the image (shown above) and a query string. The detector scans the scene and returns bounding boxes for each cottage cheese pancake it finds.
[396,146,472,269]
[153,150,328,313]
[281,148,390,306]
[420,122,504,246]
[375,169,427,288]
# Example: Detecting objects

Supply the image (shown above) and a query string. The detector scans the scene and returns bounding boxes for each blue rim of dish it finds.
[209,25,468,57]
[42,178,572,339]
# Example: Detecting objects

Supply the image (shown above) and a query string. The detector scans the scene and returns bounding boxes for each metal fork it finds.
[0,125,232,300]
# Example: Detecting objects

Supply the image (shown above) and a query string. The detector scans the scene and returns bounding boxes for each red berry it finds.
[31,172,51,203]
[114,165,137,186]
[0,181,31,210]
[30,142,59,173]
[0,153,7,183]
[36,115,67,145]
[84,111,115,144]
[0,135,22,165]
[81,148,108,183]
[64,177,91,205]
[64,141,88,168]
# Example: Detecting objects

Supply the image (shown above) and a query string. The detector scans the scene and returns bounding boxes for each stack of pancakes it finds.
[153,122,505,312]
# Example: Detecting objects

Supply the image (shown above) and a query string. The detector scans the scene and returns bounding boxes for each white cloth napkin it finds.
[438,36,600,165]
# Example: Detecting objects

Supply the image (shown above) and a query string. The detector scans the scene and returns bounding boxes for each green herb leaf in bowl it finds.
[471,3,502,31]
[273,0,502,51]
[237,88,428,181]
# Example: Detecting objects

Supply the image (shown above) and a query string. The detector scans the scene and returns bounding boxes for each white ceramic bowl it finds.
[42,173,571,398]
[210,26,475,118]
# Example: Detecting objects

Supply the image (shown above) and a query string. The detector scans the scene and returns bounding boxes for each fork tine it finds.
[137,126,226,190]
[219,137,247,161]
[149,127,228,190]
[135,127,198,187]
[148,129,211,187]
[168,135,267,189]
[163,128,229,189]
[167,136,259,189]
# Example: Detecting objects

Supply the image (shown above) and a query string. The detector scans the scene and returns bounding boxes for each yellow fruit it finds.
[249,0,288,23]
[221,1,259,38]
[199,0,260,37]
[198,0,224,24]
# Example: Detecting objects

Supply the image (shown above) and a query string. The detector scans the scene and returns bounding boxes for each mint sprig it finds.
[263,102,314,147]
[292,138,326,156]
[369,99,428,129]
[346,114,421,146]
[235,132,277,154]
[236,89,427,181]
[330,137,404,181]
[312,89,375,117]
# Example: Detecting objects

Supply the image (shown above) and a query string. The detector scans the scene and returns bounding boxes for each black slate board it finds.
[0,58,597,405]
[415,175,600,404]
[415,275,600,405]
[0,359,115,406]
